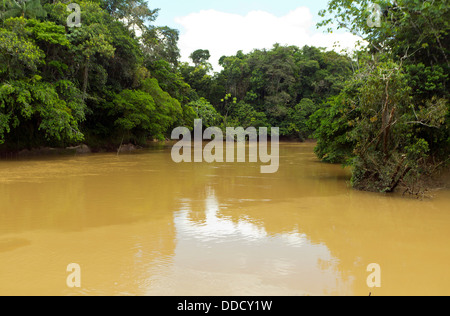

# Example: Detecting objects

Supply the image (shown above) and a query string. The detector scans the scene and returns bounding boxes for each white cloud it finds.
[175,7,363,71]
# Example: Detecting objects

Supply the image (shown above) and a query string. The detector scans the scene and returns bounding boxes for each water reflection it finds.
[150,189,353,296]
[175,191,305,246]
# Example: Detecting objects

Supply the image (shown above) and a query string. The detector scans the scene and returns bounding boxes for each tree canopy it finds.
[0,0,194,149]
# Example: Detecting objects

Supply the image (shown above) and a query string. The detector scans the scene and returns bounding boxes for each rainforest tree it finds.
[0,0,196,149]
[314,0,449,193]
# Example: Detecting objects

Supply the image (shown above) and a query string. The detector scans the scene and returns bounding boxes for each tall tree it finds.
[190,49,211,67]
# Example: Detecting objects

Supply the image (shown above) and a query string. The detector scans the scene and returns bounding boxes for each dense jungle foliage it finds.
[0,0,448,193]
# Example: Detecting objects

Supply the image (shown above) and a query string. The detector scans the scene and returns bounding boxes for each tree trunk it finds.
[82,57,90,100]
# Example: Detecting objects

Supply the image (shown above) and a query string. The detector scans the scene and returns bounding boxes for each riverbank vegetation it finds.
[0,0,448,193]
[312,0,449,194]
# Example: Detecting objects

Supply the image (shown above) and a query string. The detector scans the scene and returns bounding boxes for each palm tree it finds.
[1,0,47,20]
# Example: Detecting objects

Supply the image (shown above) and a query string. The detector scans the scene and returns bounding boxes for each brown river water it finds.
[0,142,449,296]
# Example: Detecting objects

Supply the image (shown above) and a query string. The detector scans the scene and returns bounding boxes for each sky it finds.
[148,0,361,70]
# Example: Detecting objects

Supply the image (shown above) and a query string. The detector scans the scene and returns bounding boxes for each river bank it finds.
[0,137,315,159]
[0,143,146,159]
